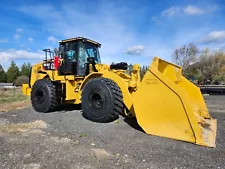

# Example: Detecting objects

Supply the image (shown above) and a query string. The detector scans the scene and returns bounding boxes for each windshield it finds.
[85,43,101,64]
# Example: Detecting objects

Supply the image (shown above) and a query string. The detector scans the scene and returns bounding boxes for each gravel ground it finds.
[0,95,224,169]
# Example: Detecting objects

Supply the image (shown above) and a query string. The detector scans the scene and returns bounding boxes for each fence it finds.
[199,85,225,95]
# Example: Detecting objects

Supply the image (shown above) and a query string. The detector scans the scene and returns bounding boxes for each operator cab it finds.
[58,37,101,76]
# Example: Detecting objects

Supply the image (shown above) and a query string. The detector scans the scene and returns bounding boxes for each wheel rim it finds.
[35,89,44,104]
[89,91,104,110]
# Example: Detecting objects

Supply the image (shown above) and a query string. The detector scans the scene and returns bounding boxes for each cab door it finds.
[77,41,89,76]
[59,42,78,75]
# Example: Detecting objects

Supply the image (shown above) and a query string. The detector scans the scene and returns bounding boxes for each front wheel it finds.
[31,78,57,113]
[81,78,124,123]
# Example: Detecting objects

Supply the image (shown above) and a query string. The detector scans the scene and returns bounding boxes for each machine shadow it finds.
[54,103,144,134]
[124,117,144,133]
[55,104,82,112]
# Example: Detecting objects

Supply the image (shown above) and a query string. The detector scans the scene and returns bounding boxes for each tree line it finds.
[126,64,148,80]
[126,43,225,84]
[1,44,224,86]
[0,61,31,86]
[172,43,225,85]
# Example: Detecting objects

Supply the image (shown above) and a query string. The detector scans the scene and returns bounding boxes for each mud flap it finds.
[22,84,31,96]
[132,57,217,147]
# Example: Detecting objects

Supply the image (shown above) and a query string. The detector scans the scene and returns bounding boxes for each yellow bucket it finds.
[132,57,217,147]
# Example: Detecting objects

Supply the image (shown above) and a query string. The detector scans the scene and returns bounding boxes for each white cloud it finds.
[0,49,43,61]
[184,6,204,15]
[14,34,20,39]
[14,28,24,40]
[199,30,225,44]
[161,6,181,16]
[0,49,43,69]
[16,28,23,33]
[162,5,218,17]
[28,37,34,42]
[0,38,8,43]
[126,45,145,55]
[48,36,58,43]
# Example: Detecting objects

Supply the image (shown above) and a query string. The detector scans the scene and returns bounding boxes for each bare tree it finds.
[54,48,59,56]
[173,43,198,70]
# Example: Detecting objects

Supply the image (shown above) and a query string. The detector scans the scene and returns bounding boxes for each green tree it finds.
[6,61,20,83]
[194,69,204,82]
[20,63,32,77]
[140,65,148,80]
[184,48,225,84]
[0,64,7,82]
[198,49,225,83]
[126,64,133,75]
[15,76,29,86]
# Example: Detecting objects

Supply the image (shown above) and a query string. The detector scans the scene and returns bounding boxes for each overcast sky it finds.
[0,0,225,70]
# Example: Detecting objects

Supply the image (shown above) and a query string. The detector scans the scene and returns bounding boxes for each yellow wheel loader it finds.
[22,37,217,147]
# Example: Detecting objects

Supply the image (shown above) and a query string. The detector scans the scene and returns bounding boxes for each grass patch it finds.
[0,88,29,104]
[115,119,120,124]
[79,133,88,138]
[0,120,47,133]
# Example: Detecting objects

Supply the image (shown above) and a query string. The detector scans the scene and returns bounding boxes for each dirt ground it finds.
[0,96,224,169]
[0,88,30,112]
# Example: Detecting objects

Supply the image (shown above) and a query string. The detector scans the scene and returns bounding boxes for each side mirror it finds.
[87,57,98,72]
[87,57,95,64]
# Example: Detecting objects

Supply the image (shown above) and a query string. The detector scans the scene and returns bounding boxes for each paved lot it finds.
[0,96,224,169]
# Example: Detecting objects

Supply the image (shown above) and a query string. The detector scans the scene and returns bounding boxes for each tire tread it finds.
[81,77,124,123]
[31,78,57,113]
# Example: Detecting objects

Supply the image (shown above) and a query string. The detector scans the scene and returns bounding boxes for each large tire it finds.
[81,78,124,123]
[31,78,57,113]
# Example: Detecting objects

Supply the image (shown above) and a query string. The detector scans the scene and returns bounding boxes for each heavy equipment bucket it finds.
[132,57,217,147]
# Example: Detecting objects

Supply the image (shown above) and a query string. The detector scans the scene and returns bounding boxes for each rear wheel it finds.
[31,78,57,113]
[81,78,124,123]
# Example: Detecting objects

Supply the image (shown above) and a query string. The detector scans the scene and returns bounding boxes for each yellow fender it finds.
[80,71,135,116]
